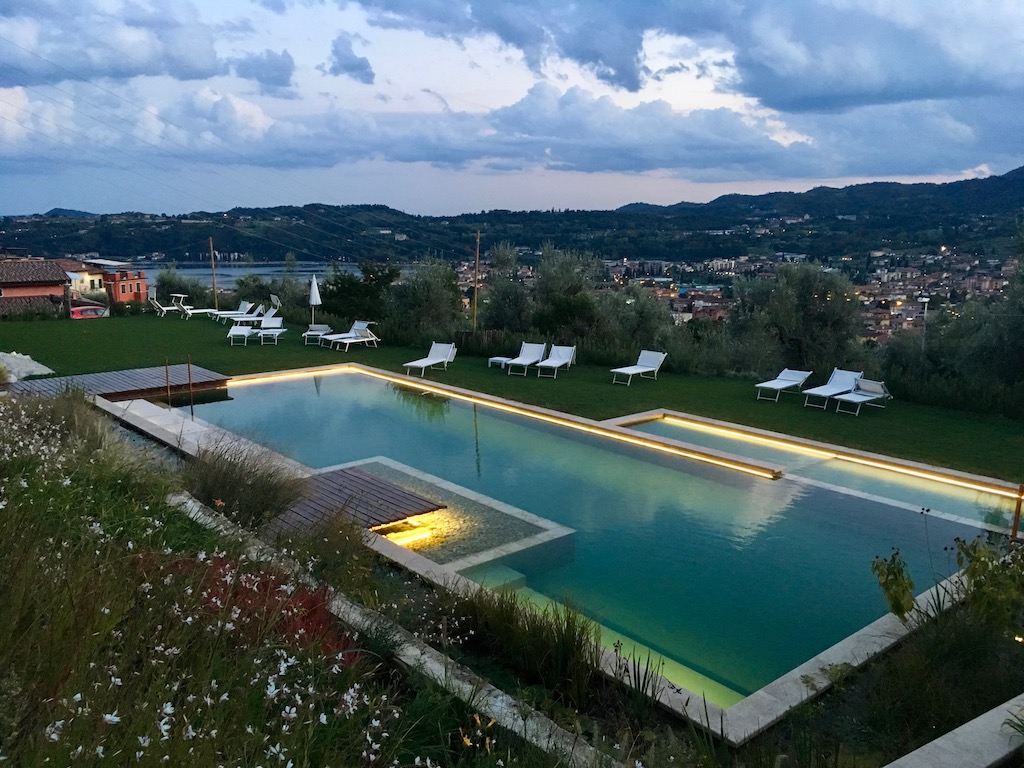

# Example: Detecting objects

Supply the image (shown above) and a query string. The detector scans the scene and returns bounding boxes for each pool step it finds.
[472,565,527,590]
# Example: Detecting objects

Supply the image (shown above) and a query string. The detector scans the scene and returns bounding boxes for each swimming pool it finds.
[628,413,1017,530]
[184,370,984,706]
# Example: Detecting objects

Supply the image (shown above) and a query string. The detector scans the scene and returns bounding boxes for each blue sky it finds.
[1,0,1021,216]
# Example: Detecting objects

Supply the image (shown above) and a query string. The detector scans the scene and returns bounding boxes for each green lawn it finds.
[2,316,1022,483]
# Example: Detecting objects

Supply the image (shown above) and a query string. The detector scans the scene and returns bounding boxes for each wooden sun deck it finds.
[264,466,446,536]
[6,365,228,401]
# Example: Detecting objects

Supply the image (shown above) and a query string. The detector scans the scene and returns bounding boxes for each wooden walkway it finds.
[6,365,228,401]
[265,467,446,536]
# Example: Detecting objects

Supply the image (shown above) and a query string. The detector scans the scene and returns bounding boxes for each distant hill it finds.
[5,167,1022,264]
[44,208,96,218]
[618,165,1024,218]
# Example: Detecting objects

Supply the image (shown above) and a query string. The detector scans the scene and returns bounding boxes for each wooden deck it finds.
[265,466,446,536]
[6,365,228,401]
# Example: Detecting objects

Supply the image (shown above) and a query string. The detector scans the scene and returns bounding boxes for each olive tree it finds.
[732,263,862,374]
[384,260,465,344]
[480,241,531,332]
[532,246,600,340]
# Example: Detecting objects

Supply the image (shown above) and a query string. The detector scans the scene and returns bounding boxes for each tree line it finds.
[156,241,1024,420]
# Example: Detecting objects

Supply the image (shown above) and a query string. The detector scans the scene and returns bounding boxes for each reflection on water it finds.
[635,418,1015,527]
[389,384,450,423]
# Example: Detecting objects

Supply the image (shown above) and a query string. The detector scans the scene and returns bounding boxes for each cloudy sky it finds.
[1,0,1022,216]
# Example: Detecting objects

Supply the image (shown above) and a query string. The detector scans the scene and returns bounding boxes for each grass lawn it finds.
[2,315,1023,482]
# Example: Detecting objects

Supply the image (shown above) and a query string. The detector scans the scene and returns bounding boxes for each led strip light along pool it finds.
[230,365,782,481]
[660,414,1023,502]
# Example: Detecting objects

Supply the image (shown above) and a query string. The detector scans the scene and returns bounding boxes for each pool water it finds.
[633,417,1016,529]
[186,373,978,705]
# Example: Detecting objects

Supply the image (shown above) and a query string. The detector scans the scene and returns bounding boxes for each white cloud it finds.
[0,0,1021,215]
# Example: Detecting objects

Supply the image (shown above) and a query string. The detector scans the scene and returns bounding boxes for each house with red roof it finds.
[0,259,71,319]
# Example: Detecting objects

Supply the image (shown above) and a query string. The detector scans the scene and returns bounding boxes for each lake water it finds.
[145,261,360,289]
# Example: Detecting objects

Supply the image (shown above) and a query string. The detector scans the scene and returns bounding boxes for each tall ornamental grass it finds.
[0,394,564,767]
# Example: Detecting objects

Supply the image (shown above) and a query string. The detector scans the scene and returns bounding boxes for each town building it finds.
[0,258,71,318]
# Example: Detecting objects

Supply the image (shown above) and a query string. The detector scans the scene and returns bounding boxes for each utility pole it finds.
[920,296,929,353]
[473,230,480,333]
[209,237,219,310]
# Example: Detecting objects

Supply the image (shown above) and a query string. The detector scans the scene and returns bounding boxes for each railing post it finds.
[187,354,195,420]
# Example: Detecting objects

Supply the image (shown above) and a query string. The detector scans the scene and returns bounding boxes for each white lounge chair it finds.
[148,297,180,317]
[755,368,813,402]
[536,345,576,379]
[322,321,380,352]
[505,342,547,376]
[211,301,256,323]
[404,342,457,377]
[215,303,264,324]
[180,303,219,319]
[319,320,373,348]
[233,305,276,327]
[334,326,380,352]
[833,379,892,416]
[611,350,667,385]
[227,312,283,346]
[302,324,333,345]
[171,294,216,319]
[227,325,255,346]
[257,316,287,345]
[803,368,863,409]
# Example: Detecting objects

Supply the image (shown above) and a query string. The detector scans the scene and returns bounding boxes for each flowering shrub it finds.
[0,393,567,767]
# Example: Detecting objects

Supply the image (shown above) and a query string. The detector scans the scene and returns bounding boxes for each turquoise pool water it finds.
[633,417,1016,529]
[186,373,980,704]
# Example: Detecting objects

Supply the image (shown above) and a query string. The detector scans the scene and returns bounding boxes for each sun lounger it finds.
[302,323,333,345]
[257,317,287,345]
[180,303,219,319]
[333,326,380,351]
[833,379,892,415]
[233,306,276,326]
[404,342,457,377]
[611,350,667,385]
[536,345,576,379]
[802,368,863,409]
[228,312,284,346]
[319,320,374,348]
[172,294,217,319]
[755,368,813,402]
[212,301,259,323]
[227,325,255,346]
[321,321,380,351]
[505,342,547,376]
[148,297,180,317]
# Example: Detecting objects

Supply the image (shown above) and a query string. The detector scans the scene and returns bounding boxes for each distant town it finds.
[450,243,1018,343]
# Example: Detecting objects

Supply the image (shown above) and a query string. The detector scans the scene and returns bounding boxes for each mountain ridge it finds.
[617,166,1024,218]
